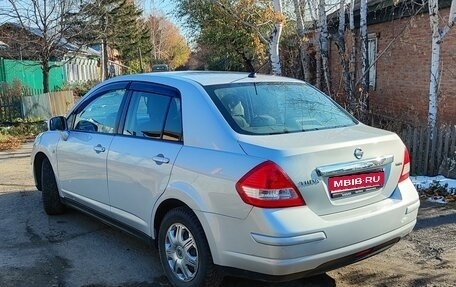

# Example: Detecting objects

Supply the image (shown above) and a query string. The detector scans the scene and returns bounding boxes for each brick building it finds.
[329,0,456,126]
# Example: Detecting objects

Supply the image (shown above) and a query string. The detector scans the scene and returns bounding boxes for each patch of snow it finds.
[410,175,456,204]
[410,175,456,194]
[426,196,447,204]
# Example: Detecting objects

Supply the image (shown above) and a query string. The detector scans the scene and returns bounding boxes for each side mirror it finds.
[48,116,67,131]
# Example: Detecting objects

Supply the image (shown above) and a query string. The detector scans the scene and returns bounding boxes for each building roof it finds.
[0,22,99,57]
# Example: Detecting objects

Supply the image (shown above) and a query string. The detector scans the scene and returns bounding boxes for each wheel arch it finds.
[152,198,189,243]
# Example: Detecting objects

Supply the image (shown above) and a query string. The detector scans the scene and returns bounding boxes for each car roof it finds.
[107,71,304,87]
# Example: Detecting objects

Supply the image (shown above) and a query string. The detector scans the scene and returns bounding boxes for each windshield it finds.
[205,82,357,135]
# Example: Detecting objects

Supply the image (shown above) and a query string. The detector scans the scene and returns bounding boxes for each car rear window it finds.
[205,82,357,135]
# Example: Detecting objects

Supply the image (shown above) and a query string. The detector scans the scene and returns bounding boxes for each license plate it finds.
[328,171,385,198]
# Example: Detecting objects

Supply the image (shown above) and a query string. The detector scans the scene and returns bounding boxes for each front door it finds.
[57,88,126,214]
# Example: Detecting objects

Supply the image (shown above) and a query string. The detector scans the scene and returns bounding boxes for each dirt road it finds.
[0,143,455,287]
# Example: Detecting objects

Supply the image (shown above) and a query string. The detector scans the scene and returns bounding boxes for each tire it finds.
[158,207,222,287]
[41,158,66,215]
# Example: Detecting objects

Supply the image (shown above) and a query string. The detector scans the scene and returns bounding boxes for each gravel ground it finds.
[0,143,455,287]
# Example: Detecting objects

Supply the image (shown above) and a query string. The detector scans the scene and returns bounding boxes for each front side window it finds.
[73,89,125,133]
[205,83,357,135]
[123,91,182,141]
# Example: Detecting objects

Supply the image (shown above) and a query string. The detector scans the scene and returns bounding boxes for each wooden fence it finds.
[399,125,456,176]
[365,112,456,176]
[22,90,74,119]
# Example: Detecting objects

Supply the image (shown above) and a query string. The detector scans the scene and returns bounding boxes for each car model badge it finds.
[354,148,364,159]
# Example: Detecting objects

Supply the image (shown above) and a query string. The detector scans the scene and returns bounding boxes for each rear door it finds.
[107,82,183,233]
[57,83,128,214]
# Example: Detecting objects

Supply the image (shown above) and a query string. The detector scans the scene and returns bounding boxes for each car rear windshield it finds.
[205,82,357,135]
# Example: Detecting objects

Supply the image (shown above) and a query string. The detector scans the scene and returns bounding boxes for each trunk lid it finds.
[237,124,405,215]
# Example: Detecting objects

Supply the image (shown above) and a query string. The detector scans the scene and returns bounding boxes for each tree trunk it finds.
[315,45,322,89]
[426,0,456,135]
[318,0,331,95]
[359,0,369,119]
[349,0,356,110]
[428,0,440,134]
[293,0,311,82]
[101,38,109,80]
[270,0,283,75]
[334,0,352,110]
[42,61,50,94]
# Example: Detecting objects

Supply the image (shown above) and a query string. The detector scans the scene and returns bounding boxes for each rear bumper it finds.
[220,237,402,282]
[218,220,414,278]
[197,179,419,277]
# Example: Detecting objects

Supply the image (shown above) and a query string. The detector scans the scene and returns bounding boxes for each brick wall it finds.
[329,8,456,125]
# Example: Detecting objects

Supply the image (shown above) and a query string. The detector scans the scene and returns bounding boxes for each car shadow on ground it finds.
[0,189,339,287]
[221,273,336,287]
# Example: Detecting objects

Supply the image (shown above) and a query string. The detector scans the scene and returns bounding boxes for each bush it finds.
[0,80,32,123]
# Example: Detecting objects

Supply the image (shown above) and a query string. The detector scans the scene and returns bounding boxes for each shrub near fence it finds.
[0,81,28,123]
[365,112,456,176]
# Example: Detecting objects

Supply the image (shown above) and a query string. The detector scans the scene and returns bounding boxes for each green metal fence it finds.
[0,58,65,94]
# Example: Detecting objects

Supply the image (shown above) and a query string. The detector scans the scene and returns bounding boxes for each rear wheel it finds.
[158,207,222,287]
[41,158,66,215]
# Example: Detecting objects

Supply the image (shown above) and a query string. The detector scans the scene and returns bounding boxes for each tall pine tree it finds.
[68,0,150,78]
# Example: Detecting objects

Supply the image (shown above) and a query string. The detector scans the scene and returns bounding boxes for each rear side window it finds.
[205,83,357,135]
[123,91,182,141]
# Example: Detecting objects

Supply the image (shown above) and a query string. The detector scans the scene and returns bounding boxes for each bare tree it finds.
[292,0,312,82]
[317,0,331,95]
[428,0,456,134]
[2,0,87,93]
[348,0,356,105]
[333,0,353,111]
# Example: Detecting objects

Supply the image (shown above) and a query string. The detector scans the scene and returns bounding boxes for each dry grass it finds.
[0,134,22,151]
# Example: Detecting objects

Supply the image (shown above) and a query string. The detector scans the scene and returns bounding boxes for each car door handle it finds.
[153,154,170,165]
[93,144,106,153]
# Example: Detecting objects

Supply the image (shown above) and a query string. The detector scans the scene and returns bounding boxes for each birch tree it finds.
[359,0,369,118]
[348,0,356,106]
[176,0,283,73]
[270,0,283,75]
[214,0,284,75]
[428,0,456,133]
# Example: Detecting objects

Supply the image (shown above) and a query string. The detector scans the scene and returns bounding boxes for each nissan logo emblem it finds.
[354,148,364,159]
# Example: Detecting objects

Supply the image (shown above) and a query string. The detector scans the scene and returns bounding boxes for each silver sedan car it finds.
[31,71,419,287]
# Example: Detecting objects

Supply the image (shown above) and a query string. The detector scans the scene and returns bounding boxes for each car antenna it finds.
[248,59,271,78]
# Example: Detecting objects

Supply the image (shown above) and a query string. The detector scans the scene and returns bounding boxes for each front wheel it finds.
[41,158,66,215]
[158,207,222,287]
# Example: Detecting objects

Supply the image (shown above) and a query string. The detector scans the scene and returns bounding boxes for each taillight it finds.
[235,161,305,208]
[399,148,410,182]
